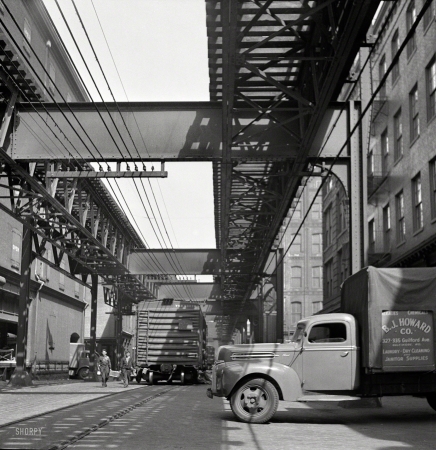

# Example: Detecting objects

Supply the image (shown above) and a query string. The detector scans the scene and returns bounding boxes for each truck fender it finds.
[222,361,302,401]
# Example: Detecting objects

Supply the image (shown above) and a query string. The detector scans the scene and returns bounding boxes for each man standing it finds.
[120,350,133,387]
[98,349,111,387]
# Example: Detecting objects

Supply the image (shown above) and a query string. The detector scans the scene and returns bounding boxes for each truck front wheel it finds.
[426,393,436,411]
[230,378,279,424]
[77,367,89,380]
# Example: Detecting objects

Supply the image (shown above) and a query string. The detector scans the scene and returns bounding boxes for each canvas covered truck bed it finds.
[341,266,436,372]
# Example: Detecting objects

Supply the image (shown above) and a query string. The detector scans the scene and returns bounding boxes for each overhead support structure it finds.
[0,145,154,304]
[206,0,381,340]
[2,1,382,345]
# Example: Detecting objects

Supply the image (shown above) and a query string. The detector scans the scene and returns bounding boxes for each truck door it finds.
[302,320,353,391]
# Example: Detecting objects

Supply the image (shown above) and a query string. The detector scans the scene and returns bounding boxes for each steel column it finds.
[10,218,33,386]
[87,274,98,381]
[276,249,284,343]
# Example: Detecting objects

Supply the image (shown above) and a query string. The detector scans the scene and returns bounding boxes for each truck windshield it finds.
[291,325,305,343]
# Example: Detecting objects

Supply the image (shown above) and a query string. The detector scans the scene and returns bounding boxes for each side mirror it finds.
[304,332,307,337]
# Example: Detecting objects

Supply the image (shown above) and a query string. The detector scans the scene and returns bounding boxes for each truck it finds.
[69,343,90,380]
[207,266,436,423]
[135,299,207,384]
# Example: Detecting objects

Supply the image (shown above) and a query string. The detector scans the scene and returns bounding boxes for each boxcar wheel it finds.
[230,378,279,424]
[427,393,436,411]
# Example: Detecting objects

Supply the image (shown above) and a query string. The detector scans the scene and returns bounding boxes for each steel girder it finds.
[0,148,155,304]
[206,0,381,339]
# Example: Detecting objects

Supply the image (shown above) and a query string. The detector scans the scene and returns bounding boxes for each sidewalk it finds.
[0,378,145,428]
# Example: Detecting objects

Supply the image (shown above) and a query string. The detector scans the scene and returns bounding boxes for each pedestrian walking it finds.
[98,349,111,387]
[120,350,133,387]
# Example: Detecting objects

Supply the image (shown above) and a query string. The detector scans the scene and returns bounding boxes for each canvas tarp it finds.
[341,266,436,370]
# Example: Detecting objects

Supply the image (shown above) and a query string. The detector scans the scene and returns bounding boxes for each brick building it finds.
[281,177,324,338]
[0,0,137,375]
[321,0,436,311]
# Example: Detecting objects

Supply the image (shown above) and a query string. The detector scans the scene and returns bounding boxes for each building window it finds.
[424,0,434,30]
[23,18,31,54]
[338,246,349,283]
[383,204,391,251]
[48,61,56,94]
[325,259,333,297]
[291,266,302,288]
[391,29,400,83]
[337,194,343,234]
[74,281,80,298]
[427,57,436,122]
[11,228,21,271]
[35,249,50,283]
[290,302,302,326]
[312,301,323,315]
[368,149,374,176]
[406,1,417,58]
[368,219,375,253]
[394,109,403,161]
[412,173,423,231]
[294,201,301,219]
[59,259,65,291]
[290,233,302,254]
[311,200,322,220]
[381,128,389,174]
[324,205,332,247]
[379,54,387,98]
[312,233,322,254]
[312,266,322,288]
[430,158,436,219]
[409,84,420,142]
[396,191,406,243]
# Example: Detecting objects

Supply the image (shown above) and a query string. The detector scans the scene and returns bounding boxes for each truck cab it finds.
[69,343,90,380]
[293,313,359,391]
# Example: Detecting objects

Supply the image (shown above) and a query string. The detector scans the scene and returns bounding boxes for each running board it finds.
[297,394,361,402]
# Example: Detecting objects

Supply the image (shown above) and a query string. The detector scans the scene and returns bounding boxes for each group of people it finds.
[98,349,134,387]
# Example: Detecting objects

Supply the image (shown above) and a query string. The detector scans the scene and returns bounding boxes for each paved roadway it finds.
[0,382,436,449]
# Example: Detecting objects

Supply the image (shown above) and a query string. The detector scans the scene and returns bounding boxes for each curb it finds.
[44,387,175,450]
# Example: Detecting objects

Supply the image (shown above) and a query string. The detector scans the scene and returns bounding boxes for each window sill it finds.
[396,240,406,249]
[407,47,417,62]
[409,134,420,148]
[412,227,424,237]
[393,154,403,166]
[424,18,434,35]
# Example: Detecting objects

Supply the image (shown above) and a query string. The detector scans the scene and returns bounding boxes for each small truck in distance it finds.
[207,266,436,423]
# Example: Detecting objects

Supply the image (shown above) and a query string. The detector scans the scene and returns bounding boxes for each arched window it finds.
[291,266,302,288]
[291,302,302,325]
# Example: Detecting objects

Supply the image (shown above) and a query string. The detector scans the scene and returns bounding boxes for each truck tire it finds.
[77,367,89,380]
[136,370,143,384]
[426,393,436,411]
[230,378,279,424]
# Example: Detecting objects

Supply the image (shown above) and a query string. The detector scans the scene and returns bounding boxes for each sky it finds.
[43,0,216,249]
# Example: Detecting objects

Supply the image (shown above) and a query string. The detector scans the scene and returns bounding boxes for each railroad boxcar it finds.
[135,299,207,384]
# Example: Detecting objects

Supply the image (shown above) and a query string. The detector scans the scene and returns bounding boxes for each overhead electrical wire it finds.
[79,0,201,301]
[66,0,196,301]
[45,0,180,285]
[0,3,162,289]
